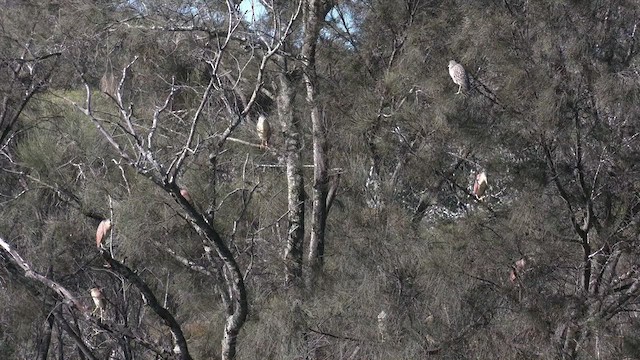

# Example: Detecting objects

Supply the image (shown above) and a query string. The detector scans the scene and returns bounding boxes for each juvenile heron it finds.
[180,188,192,203]
[448,60,470,94]
[256,114,272,147]
[89,287,106,320]
[473,171,488,200]
[96,219,112,248]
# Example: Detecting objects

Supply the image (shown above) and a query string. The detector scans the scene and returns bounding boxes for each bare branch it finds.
[148,78,176,153]
[167,67,216,183]
[0,237,88,314]
[53,311,98,360]
[63,85,133,163]
[542,140,581,236]
[152,239,232,314]
[100,249,192,360]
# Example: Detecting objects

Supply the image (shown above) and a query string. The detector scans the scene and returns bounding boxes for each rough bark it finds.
[302,0,334,277]
[278,69,305,286]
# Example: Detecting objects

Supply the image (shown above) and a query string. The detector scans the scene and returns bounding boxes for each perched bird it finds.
[180,188,192,203]
[473,171,488,200]
[99,72,117,97]
[509,257,527,284]
[96,219,112,248]
[448,60,470,94]
[89,287,106,320]
[256,114,272,147]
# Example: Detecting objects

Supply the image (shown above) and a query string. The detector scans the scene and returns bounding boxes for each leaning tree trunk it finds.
[278,67,305,286]
[302,0,334,279]
[167,183,247,360]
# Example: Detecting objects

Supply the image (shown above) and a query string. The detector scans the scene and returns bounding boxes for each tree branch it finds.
[100,250,192,360]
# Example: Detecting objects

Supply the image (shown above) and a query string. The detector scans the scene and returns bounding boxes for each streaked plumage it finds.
[448,60,470,94]
[256,115,271,147]
[90,287,106,319]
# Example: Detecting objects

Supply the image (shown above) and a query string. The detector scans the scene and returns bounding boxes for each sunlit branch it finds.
[0,237,88,314]
[148,77,176,153]
[215,1,303,151]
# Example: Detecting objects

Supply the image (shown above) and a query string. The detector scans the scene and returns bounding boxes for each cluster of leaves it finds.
[1,0,639,359]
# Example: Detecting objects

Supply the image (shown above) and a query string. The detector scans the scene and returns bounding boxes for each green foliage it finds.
[1,0,640,359]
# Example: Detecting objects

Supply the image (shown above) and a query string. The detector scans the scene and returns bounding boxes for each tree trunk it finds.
[54,312,98,360]
[164,188,247,360]
[36,315,54,360]
[164,189,247,360]
[278,69,305,286]
[302,0,333,278]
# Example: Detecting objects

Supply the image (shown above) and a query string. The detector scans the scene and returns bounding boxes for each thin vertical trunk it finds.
[302,0,333,277]
[206,155,217,222]
[36,315,54,360]
[561,324,578,360]
[57,320,64,360]
[278,68,305,286]
[164,185,247,360]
